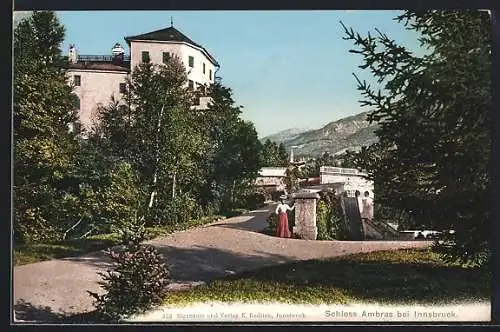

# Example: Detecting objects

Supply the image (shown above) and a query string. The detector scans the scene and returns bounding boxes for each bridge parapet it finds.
[320,166,361,176]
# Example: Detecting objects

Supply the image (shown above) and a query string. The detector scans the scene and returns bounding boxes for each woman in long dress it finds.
[275,197,295,238]
[360,191,374,239]
[361,191,374,221]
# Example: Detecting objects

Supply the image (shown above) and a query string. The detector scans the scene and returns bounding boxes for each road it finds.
[13,204,431,322]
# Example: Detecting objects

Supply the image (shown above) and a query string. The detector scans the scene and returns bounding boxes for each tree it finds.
[13,11,82,242]
[223,119,263,206]
[278,143,289,165]
[284,166,301,193]
[336,150,362,169]
[341,10,491,266]
[300,152,338,178]
[260,139,289,167]
[191,80,264,212]
[93,56,203,226]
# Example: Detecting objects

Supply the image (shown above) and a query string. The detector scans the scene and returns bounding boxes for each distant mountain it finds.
[259,127,311,145]
[262,111,379,158]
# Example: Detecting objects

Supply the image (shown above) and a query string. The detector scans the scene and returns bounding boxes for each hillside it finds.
[259,127,311,145]
[261,111,379,158]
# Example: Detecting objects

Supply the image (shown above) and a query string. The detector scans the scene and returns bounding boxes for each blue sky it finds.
[23,10,423,138]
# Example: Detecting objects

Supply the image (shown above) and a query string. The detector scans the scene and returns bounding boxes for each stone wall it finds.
[292,192,320,240]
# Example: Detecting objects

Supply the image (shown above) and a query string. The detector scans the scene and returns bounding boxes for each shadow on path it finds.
[13,244,293,323]
[14,299,67,323]
[155,244,291,281]
[58,251,115,269]
[14,300,102,324]
[207,207,273,233]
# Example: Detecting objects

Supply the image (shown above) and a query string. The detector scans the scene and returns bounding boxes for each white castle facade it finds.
[319,166,374,198]
[65,24,219,131]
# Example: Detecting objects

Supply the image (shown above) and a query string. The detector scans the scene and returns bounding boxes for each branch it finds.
[63,217,83,240]
[79,228,93,239]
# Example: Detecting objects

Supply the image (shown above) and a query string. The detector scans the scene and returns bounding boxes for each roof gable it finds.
[124,26,201,47]
[124,26,219,66]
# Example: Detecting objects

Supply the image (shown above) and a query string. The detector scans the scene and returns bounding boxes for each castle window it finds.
[209,69,212,80]
[188,80,194,90]
[203,63,206,74]
[119,83,127,93]
[74,75,81,86]
[188,56,194,68]
[163,52,170,64]
[141,51,150,63]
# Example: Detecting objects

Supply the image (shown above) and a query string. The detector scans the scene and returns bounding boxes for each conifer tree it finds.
[13,11,81,242]
[342,10,491,266]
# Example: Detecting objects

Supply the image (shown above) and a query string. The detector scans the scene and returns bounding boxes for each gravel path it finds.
[13,204,431,322]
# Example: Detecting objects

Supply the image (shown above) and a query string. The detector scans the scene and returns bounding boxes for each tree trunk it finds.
[172,172,177,199]
[148,104,165,209]
[231,179,236,204]
[148,179,157,208]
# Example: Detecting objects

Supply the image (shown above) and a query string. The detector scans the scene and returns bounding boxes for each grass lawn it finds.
[13,215,227,266]
[163,248,491,306]
[13,234,121,266]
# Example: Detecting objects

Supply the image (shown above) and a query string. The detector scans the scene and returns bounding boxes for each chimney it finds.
[111,42,125,63]
[68,44,77,64]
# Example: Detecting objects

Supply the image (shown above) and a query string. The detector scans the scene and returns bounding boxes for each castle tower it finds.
[111,42,125,62]
[68,44,77,64]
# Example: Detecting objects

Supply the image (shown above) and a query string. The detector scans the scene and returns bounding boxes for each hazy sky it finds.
[17,10,423,137]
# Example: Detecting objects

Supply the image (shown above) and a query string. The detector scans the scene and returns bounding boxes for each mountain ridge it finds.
[261,111,379,158]
[259,127,311,145]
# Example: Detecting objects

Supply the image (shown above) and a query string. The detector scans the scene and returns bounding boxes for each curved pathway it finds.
[13,204,431,322]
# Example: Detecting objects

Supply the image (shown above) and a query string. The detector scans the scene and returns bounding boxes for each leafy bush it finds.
[316,192,349,240]
[266,212,277,232]
[316,200,332,240]
[148,192,198,227]
[101,162,145,234]
[201,200,220,218]
[14,183,74,243]
[230,183,266,211]
[245,191,266,210]
[433,232,490,269]
[88,242,170,321]
[223,208,248,218]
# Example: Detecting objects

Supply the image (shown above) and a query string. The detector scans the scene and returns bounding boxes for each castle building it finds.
[65,24,219,131]
[319,166,374,198]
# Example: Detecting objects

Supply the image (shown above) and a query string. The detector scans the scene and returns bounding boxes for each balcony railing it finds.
[341,168,359,174]
[320,166,342,173]
[77,55,131,62]
[320,166,359,175]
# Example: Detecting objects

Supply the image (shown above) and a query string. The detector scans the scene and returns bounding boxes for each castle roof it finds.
[124,26,219,66]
